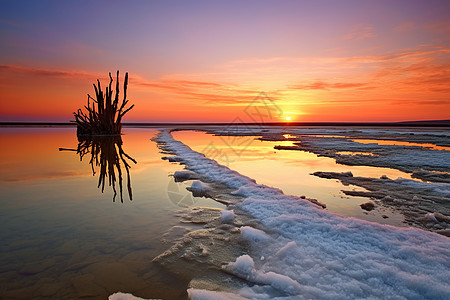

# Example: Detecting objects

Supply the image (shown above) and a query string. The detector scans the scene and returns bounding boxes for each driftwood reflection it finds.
[60,135,136,202]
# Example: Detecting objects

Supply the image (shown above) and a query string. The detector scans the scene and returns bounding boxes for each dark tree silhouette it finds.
[74,71,134,136]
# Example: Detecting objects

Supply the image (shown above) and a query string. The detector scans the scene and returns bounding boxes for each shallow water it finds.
[2,126,444,299]
[350,138,450,151]
[172,130,407,226]
[0,127,222,299]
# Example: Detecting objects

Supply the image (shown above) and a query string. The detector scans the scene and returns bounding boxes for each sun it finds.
[285,116,291,121]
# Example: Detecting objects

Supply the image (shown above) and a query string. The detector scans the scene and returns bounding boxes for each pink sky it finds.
[1,0,449,122]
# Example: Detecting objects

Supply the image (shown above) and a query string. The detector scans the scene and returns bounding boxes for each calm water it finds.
[0,127,222,300]
[172,130,408,226]
[1,126,425,299]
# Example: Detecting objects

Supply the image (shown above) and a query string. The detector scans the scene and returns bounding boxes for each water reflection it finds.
[0,128,195,299]
[172,130,407,226]
[59,135,136,202]
[350,139,450,151]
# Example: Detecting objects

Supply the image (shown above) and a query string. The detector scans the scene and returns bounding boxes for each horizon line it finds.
[1,119,449,127]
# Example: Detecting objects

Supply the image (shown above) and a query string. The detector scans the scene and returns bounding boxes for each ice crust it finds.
[223,254,302,295]
[108,292,146,300]
[157,130,450,299]
[210,126,450,182]
[307,137,450,172]
[240,226,270,243]
[210,126,450,139]
[189,180,211,194]
[173,170,196,182]
[187,288,248,300]
[221,210,235,224]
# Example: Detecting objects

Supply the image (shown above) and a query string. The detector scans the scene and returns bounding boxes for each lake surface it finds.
[172,130,407,226]
[0,127,222,299]
[0,126,442,299]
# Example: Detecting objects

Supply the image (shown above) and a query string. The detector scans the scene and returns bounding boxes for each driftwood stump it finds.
[74,71,134,136]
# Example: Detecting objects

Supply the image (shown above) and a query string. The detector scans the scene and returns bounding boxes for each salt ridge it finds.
[154,130,450,299]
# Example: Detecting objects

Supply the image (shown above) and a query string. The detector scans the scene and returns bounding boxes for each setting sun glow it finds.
[0,1,449,123]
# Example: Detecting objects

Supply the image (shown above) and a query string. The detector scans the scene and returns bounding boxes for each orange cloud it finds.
[425,21,450,33]
[344,25,375,40]
[129,74,268,105]
[289,81,371,90]
[394,21,415,32]
[0,64,270,111]
[1,43,449,123]
[0,64,101,80]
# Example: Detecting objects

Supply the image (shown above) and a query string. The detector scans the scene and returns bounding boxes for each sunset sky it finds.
[1,0,449,123]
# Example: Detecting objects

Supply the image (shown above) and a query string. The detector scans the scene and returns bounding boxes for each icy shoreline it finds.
[151,130,450,299]
[312,171,450,235]
[200,126,450,233]
[205,125,450,183]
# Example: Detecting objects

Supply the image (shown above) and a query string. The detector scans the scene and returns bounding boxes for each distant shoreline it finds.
[0,120,449,127]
